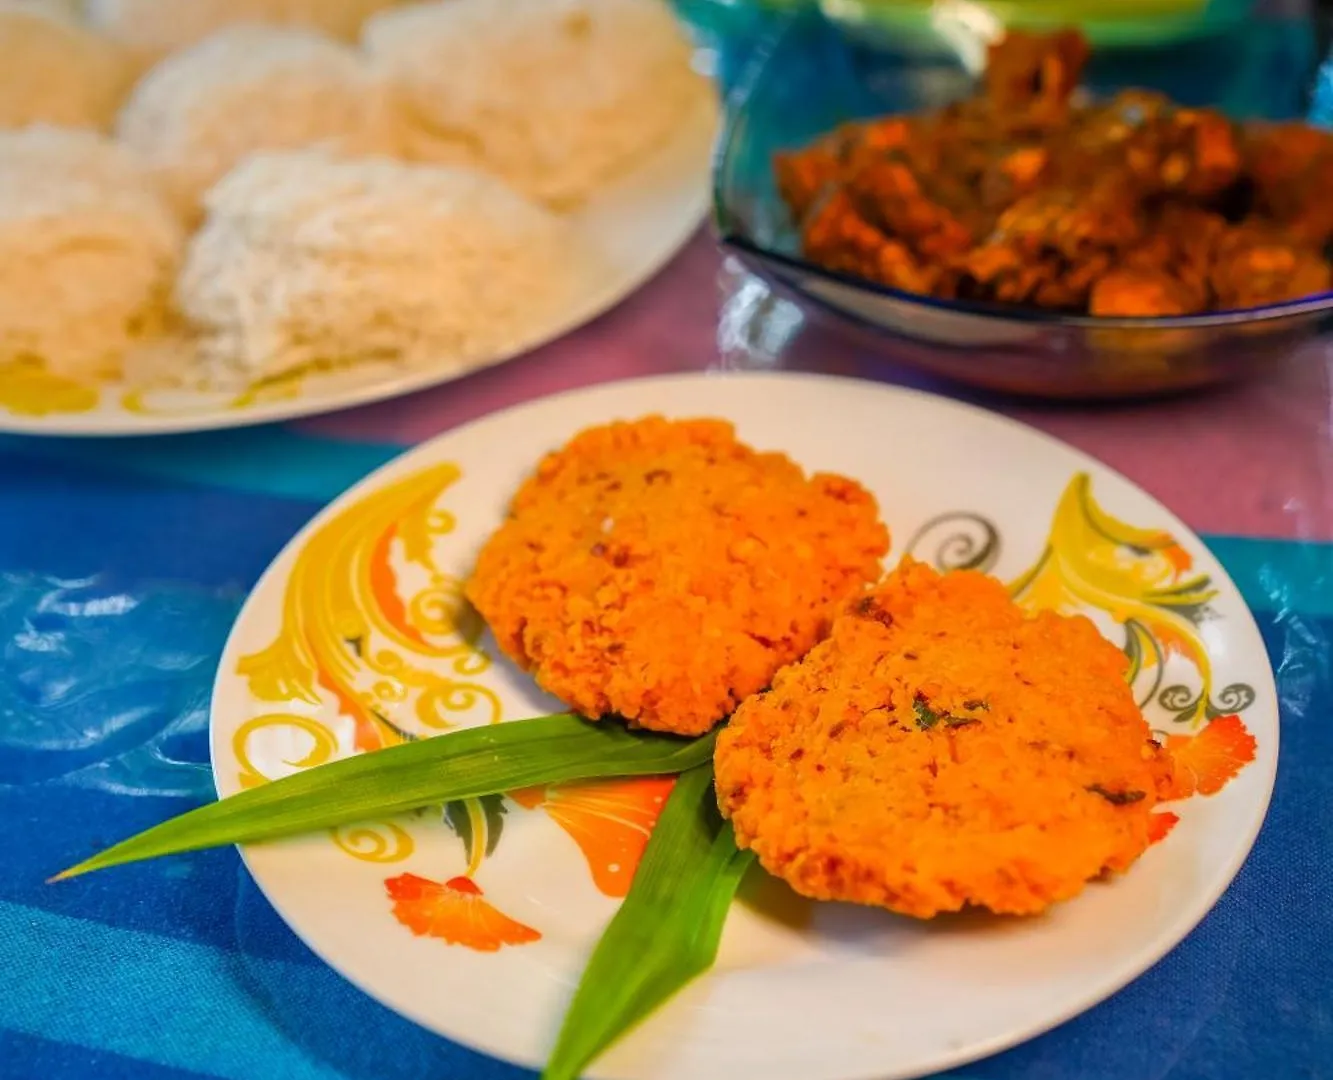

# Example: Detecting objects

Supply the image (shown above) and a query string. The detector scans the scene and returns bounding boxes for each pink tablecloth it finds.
[302,234,1333,544]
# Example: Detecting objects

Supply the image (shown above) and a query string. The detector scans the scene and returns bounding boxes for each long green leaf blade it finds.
[53,714,715,881]
[542,764,754,1080]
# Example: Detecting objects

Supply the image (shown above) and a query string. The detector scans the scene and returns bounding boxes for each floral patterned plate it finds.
[0,96,716,438]
[209,372,1277,1080]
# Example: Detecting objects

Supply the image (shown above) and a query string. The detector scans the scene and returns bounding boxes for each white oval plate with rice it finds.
[209,373,1277,1080]
[0,92,717,437]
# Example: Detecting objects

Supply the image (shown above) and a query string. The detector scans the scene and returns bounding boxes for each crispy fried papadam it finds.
[465,417,890,736]
[715,560,1174,917]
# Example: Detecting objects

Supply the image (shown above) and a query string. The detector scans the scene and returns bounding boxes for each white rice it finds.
[116,24,406,222]
[363,0,708,207]
[86,0,406,71]
[175,149,591,385]
[0,3,129,131]
[0,126,183,378]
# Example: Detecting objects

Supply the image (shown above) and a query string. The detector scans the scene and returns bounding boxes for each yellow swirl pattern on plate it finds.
[0,359,99,416]
[234,463,503,870]
[232,713,340,790]
[1011,473,1223,727]
[332,822,416,864]
[238,462,498,752]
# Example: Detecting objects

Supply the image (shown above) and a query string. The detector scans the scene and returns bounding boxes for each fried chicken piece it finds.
[1244,122,1333,246]
[1209,225,1332,309]
[1089,205,1224,315]
[1150,204,1227,286]
[772,24,1333,315]
[466,417,890,737]
[946,242,1104,311]
[1245,121,1333,191]
[715,560,1174,918]
[1057,90,1172,177]
[983,28,1089,127]
[888,104,1004,186]
[947,242,1026,302]
[1088,88,1175,131]
[1035,250,1113,310]
[948,243,1062,306]
[978,144,1050,210]
[776,117,917,224]
[802,189,937,293]
[1167,109,1243,199]
[1090,267,1202,317]
[1121,108,1241,200]
[840,115,915,172]
[774,141,842,224]
[1056,95,1240,201]
[993,183,1142,260]
[843,158,977,260]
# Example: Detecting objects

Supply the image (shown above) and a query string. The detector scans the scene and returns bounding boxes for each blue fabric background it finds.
[3,7,1333,1077]
[0,427,1330,1080]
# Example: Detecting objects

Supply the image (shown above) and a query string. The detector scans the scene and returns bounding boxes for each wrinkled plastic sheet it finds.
[2,5,1331,1079]
[1,249,1330,1079]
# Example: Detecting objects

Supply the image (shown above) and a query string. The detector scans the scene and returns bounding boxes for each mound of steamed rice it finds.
[115,25,406,221]
[174,149,587,384]
[363,0,708,207]
[0,127,183,378]
[86,0,405,71]
[4,0,80,18]
[0,4,129,131]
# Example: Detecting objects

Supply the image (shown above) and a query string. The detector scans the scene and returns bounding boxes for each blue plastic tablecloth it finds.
[2,7,1332,1080]
[2,419,1331,1080]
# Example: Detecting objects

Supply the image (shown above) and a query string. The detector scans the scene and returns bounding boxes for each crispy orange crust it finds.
[465,416,889,736]
[714,560,1174,917]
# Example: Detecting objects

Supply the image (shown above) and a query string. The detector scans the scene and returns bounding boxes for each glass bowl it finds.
[711,6,1333,400]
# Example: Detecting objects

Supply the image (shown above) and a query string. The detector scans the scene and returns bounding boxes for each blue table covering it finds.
[3,6,1333,1080]
[2,423,1330,1080]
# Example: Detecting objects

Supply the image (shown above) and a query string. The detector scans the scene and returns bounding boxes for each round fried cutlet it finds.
[465,416,890,736]
[714,559,1174,917]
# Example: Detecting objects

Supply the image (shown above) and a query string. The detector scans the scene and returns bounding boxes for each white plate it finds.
[209,372,1277,1080]
[0,96,718,438]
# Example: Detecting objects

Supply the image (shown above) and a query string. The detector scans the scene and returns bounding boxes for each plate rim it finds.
[0,98,718,439]
[207,369,1280,1080]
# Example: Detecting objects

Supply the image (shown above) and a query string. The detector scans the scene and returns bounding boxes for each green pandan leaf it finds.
[53,714,715,881]
[541,763,754,1080]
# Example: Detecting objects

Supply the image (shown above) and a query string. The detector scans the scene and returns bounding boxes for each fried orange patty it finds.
[465,416,890,736]
[714,559,1174,917]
